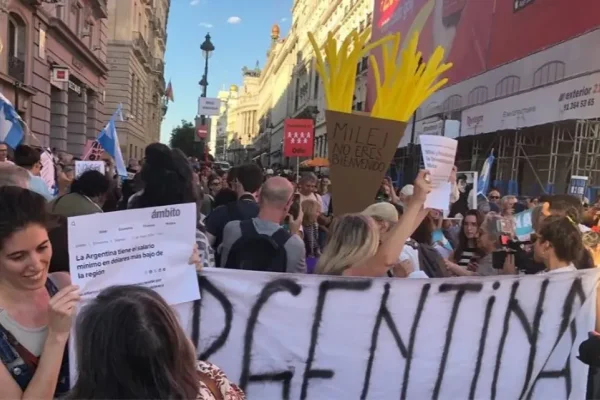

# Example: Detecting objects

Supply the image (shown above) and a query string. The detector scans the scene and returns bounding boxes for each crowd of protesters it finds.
[1,140,600,399]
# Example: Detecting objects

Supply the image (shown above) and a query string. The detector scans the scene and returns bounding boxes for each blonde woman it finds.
[582,230,600,267]
[316,170,432,277]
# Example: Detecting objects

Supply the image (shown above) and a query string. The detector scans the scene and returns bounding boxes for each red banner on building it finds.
[283,119,314,158]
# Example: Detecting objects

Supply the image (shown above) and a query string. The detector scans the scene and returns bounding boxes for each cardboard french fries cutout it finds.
[326,110,406,215]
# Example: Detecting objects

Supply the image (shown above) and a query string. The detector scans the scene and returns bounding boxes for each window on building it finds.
[442,95,462,113]
[361,56,368,72]
[294,78,300,110]
[130,73,136,116]
[467,86,488,106]
[129,144,133,159]
[136,78,140,117]
[55,3,65,19]
[70,3,82,35]
[313,72,319,100]
[7,13,26,83]
[356,101,363,111]
[140,85,144,120]
[495,75,520,98]
[533,61,565,88]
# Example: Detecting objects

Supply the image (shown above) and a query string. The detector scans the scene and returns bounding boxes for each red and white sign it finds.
[52,67,69,82]
[461,71,600,136]
[284,119,314,158]
[196,125,208,140]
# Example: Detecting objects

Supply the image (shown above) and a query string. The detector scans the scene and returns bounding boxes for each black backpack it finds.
[224,220,289,272]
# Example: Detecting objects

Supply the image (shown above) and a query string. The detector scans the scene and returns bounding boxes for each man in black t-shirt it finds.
[205,164,264,257]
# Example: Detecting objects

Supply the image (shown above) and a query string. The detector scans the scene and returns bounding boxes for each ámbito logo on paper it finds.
[151,207,181,219]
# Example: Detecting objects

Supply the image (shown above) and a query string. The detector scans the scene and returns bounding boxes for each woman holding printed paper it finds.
[0,186,80,399]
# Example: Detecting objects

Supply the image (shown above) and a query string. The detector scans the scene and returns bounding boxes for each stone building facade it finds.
[0,0,109,155]
[252,0,373,167]
[105,0,169,162]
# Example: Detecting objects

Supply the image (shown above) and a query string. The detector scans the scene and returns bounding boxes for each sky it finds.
[159,0,293,143]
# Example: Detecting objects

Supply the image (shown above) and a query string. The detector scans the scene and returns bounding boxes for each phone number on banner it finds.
[563,97,596,111]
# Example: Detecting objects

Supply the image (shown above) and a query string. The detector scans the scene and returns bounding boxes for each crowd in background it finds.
[1,140,600,399]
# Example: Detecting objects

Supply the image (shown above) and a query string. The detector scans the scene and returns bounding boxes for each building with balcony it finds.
[0,0,110,154]
[105,0,169,161]
[252,0,373,168]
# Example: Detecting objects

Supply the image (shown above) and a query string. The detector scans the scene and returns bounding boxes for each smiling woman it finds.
[0,186,80,400]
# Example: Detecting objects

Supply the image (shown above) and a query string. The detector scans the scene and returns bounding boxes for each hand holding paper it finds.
[412,169,433,204]
[419,135,458,211]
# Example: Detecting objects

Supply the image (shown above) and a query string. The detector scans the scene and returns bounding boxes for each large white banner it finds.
[461,72,600,136]
[175,269,599,400]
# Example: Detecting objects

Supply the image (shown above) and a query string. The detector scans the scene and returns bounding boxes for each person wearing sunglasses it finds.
[487,188,501,204]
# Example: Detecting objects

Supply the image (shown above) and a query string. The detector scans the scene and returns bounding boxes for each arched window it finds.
[495,76,520,98]
[533,61,565,88]
[7,13,26,82]
[467,86,488,106]
[442,94,462,113]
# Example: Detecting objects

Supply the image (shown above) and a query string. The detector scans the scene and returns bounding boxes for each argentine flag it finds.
[477,153,495,197]
[0,93,24,149]
[97,104,127,178]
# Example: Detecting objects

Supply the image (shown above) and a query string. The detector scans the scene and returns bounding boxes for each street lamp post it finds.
[198,33,215,161]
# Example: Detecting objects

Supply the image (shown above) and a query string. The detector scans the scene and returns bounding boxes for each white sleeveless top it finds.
[0,310,47,356]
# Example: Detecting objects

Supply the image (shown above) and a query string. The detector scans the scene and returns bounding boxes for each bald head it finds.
[259,176,293,207]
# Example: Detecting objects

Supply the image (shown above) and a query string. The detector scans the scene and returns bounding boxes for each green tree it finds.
[169,120,197,157]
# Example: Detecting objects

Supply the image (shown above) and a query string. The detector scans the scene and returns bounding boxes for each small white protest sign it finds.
[74,160,105,178]
[175,268,598,400]
[67,203,199,303]
[420,135,458,210]
[68,203,200,386]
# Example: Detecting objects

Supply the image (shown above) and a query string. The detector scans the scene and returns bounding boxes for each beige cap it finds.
[400,184,414,196]
[362,202,399,223]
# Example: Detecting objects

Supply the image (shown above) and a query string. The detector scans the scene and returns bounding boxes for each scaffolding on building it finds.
[392,118,600,197]
[455,119,600,197]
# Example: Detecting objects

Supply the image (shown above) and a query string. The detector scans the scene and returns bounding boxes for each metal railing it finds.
[8,56,25,83]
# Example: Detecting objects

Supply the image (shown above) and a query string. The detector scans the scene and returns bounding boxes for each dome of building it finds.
[271,24,280,38]
[230,84,238,92]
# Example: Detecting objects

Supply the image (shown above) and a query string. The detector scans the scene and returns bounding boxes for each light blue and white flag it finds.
[0,93,24,149]
[514,209,534,241]
[97,104,127,178]
[477,153,495,197]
